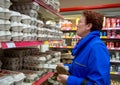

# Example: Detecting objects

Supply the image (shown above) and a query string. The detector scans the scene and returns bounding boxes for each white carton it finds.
[0,7,11,20]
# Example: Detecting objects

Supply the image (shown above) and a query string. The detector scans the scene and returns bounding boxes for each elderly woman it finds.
[57,10,110,85]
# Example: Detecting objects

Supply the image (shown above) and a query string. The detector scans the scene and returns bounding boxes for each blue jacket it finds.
[66,30,110,85]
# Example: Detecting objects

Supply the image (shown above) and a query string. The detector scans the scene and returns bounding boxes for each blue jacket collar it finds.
[72,30,100,57]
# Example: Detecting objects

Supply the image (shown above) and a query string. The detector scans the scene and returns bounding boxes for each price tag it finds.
[60,46,63,48]
[110,72,115,74]
[108,28,113,30]
[6,42,16,48]
[111,48,115,50]
[67,46,71,48]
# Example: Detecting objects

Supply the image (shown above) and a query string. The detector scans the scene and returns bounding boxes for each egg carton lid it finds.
[0,75,14,85]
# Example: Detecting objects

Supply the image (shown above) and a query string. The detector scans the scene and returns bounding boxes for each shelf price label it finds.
[60,46,63,48]
[110,48,115,50]
[6,42,16,48]
[110,72,115,74]
[67,46,72,48]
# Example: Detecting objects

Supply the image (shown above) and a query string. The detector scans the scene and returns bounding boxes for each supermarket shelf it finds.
[61,29,77,32]
[101,37,120,39]
[102,27,120,30]
[50,46,120,50]
[0,41,43,49]
[49,46,74,49]
[34,0,63,19]
[110,60,120,63]
[61,27,120,31]
[110,72,120,76]
[108,47,120,50]
[62,37,80,39]
[33,72,54,85]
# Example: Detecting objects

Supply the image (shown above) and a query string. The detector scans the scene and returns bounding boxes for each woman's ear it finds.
[87,23,92,30]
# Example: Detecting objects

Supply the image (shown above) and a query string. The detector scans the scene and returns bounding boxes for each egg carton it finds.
[20,9,38,18]
[11,36,23,41]
[0,29,11,37]
[0,19,11,31]
[21,14,31,25]
[0,75,14,85]
[20,70,38,83]
[0,0,12,9]
[0,7,11,20]
[10,2,39,11]
[22,25,32,33]
[0,69,26,85]
[10,11,22,23]
[0,35,11,42]
[4,49,25,58]
[11,22,23,32]
[2,65,19,71]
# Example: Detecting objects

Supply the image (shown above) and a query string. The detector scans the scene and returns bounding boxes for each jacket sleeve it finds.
[66,44,110,85]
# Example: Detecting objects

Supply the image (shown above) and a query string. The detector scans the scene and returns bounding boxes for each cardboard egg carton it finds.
[10,11,22,23]
[10,2,39,11]
[0,19,11,31]
[0,31,11,42]
[0,7,11,20]
[0,0,12,9]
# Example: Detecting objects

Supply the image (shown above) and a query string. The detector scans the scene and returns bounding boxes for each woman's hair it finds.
[82,10,104,31]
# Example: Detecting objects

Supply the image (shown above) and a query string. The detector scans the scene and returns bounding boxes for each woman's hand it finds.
[57,63,64,67]
[57,74,69,83]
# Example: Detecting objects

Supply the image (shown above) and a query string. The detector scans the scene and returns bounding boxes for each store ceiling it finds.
[59,0,120,19]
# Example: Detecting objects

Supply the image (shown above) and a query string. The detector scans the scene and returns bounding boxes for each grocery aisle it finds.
[0,0,120,85]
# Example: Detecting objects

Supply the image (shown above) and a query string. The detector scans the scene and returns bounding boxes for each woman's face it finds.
[76,15,91,37]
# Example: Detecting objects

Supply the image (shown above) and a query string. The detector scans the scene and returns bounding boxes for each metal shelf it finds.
[33,72,54,85]
[34,0,64,20]
[0,41,43,49]
[102,27,120,30]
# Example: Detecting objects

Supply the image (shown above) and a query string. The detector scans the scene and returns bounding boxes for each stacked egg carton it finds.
[9,11,44,41]
[10,1,45,41]
[10,11,23,41]
[0,69,26,85]
[1,49,26,71]
[1,56,20,71]
[49,26,63,40]
[23,53,51,74]
[10,1,39,18]
[0,75,14,85]
[20,70,38,83]
[0,0,12,41]
[37,25,63,41]
[41,0,60,12]
[30,17,44,41]
[0,47,61,83]
[10,1,63,41]
[22,50,61,82]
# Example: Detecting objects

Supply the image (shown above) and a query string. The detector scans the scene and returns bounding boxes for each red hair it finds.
[83,10,104,31]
